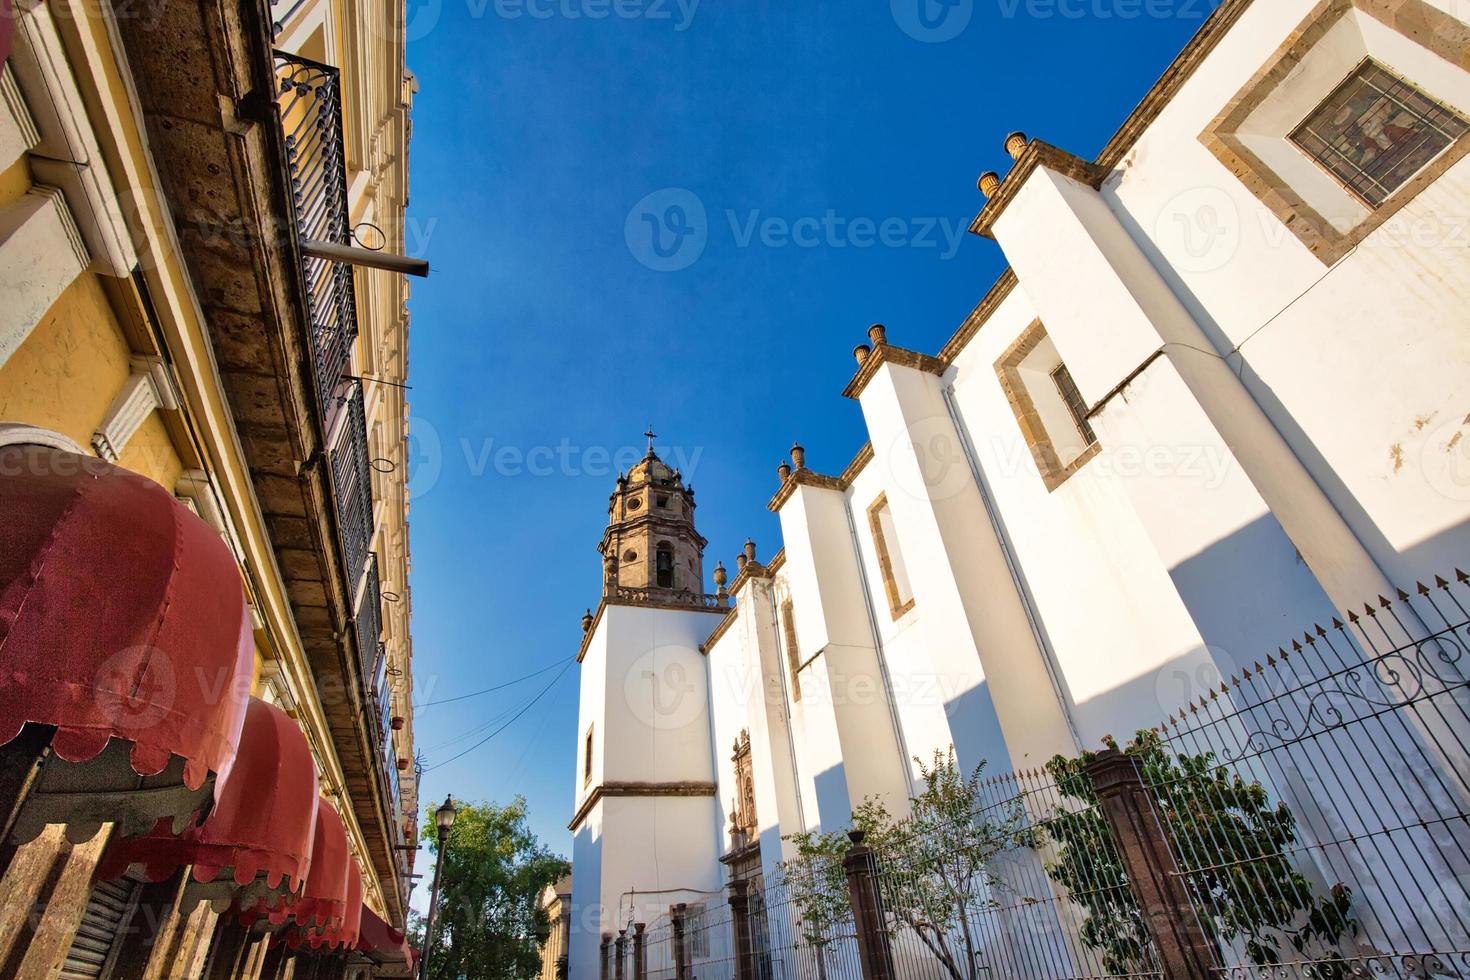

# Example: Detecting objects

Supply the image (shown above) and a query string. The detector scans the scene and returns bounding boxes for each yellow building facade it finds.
[0,0,418,971]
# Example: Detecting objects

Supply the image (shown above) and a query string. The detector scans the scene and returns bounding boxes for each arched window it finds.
[655,545,675,589]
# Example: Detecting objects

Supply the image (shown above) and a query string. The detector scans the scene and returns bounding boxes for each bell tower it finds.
[598,429,707,598]
[568,429,726,980]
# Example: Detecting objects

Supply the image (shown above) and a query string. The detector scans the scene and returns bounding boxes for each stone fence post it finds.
[614,928,626,980]
[599,934,610,980]
[843,831,895,980]
[727,878,755,980]
[669,903,689,980]
[633,921,646,980]
[1085,748,1218,980]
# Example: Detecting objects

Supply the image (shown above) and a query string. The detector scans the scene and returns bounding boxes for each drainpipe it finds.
[842,504,915,795]
[942,382,1083,752]
[763,587,809,833]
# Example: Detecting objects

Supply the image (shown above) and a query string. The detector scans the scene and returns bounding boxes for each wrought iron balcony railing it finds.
[331,384,374,591]
[355,552,383,675]
[274,51,359,424]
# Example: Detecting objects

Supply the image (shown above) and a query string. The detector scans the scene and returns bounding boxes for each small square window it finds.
[995,321,1099,492]
[1290,59,1469,209]
[867,494,915,620]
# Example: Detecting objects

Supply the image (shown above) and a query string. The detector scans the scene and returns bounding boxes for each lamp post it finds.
[420,794,458,979]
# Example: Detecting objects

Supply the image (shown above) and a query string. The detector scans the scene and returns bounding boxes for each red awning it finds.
[0,445,253,839]
[288,801,351,932]
[97,697,319,902]
[310,862,363,950]
[357,905,410,963]
[0,0,12,70]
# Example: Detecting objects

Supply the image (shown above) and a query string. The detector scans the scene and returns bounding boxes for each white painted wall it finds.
[568,604,725,980]
[1101,0,1470,590]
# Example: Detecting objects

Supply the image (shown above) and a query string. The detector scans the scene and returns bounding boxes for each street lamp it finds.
[420,794,458,979]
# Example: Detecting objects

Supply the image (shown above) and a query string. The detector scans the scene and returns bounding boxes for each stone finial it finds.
[867,323,887,347]
[743,538,757,563]
[735,553,748,570]
[977,171,1002,198]
[713,560,728,590]
[777,460,791,481]
[790,442,806,471]
[581,608,593,633]
[853,343,871,365]
[1005,131,1030,160]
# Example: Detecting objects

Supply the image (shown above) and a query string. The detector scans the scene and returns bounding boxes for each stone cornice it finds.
[700,607,740,654]
[767,548,786,574]
[575,599,607,663]
[937,269,1018,366]
[767,466,845,512]
[1094,0,1253,171]
[840,442,873,485]
[574,593,727,663]
[569,781,718,831]
[841,344,947,401]
[597,511,709,552]
[969,141,1106,239]
[968,0,1252,241]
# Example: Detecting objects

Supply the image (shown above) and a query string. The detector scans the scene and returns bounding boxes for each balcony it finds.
[356,553,383,675]
[332,384,374,591]
[275,51,359,422]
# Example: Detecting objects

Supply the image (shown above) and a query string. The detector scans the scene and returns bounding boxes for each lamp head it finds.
[435,794,458,833]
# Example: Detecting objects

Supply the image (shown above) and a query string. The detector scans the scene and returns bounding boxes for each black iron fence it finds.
[604,573,1469,980]
[1133,574,1470,977]
[274,50,359,424]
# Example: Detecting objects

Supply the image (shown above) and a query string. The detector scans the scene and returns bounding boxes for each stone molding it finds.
[841,343,947,401]
[937,269,1018,366]
[969,141,1106,239]
[568,781,717,832]
[993,320,1101,492]
[866,493,916,620]
[91,356,179,462]
[575,592,729,663]
[1199,0,1470,265]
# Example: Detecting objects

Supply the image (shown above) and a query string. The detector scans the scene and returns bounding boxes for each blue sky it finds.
[402,0,1218,882]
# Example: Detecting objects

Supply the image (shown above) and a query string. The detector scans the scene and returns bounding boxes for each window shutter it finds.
[59,871,142,979]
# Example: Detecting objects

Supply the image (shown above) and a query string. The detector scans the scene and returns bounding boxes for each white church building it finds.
[566,0,1470,976]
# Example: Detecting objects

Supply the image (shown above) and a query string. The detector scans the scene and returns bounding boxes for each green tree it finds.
[419,797,569,980]
[1043,731,1355,975]
[780,749,1030,980]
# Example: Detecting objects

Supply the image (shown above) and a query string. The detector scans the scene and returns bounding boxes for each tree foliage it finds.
[418,797,569,980]
[1044,731,1355,975]
[780,749,1029,980]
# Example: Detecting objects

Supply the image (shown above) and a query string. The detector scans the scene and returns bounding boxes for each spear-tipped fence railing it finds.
[603,573,1470,980]
[1128,572,1470,977]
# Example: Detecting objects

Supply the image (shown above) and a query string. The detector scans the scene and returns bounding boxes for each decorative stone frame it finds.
[1201,0,1470,265]
[780,598,802,701]
[866,493,916,621]
[994,320,1100,492]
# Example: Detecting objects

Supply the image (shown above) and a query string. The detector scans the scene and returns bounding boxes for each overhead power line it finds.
[422,660,575,772]
[414,658,572,707]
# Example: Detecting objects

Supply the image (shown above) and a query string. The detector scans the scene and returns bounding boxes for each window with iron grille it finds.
[1050,364,1096,447]
[1290,58,1469,208]
[683,903,709,959]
